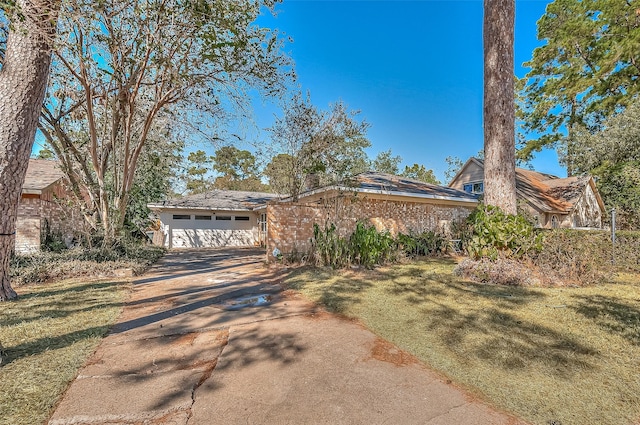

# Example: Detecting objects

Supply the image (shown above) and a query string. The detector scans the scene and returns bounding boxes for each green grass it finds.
[0,278,129,425]
[286,258,640,425]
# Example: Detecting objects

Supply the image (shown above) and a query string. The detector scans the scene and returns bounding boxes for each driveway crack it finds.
[185,329,229,425]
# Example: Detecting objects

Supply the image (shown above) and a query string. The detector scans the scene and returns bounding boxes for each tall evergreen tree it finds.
[0,0,61,301]
[518,0,640,171]
[483,0,517,214]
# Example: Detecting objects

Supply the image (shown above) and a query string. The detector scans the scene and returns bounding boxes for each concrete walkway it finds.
[49,248,525,425]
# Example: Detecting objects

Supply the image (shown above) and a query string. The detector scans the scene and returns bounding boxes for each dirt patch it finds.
[369,337,419,367]
[170,333,198,347]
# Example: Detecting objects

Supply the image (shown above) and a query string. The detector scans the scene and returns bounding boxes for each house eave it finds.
[147,204,259,212]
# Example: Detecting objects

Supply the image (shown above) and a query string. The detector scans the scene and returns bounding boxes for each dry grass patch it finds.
[0,278,129,425]
[286,259,640,425]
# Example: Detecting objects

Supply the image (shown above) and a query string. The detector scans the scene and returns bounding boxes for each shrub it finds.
[310,223,350,268]
[532,229,640,285]
[349,221,396,268]
[10,244,165,286]
[454,257,543,286]
[464,204,543,260]
[397,230,446,258]
[310,222,396,269]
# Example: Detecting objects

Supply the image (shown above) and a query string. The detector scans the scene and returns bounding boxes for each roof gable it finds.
[448,157,603,214]
[22,159,65,193]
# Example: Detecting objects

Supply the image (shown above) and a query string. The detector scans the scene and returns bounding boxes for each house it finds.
[147,190,280,249]
[149,172,479,255]
[448,157,605,229]
[17,159,76,253]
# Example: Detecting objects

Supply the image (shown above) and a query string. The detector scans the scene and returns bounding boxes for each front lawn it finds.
[0,278,129,425]
[286,258,640,425]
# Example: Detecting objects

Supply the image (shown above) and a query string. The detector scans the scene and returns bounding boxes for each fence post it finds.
[611,208,616,265]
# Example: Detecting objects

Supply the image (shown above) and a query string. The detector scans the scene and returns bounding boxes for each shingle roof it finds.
[22,159,65,193]
[466,158,596,213]
[149,190,280,211]
[297,172,478,203]
[350,172,479,201]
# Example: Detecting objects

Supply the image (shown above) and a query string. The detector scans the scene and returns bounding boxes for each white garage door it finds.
[166,213,259,248]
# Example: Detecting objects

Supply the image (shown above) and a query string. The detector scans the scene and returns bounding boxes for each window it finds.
[551,215,559,229]
[216,215,231,221]
[259,213,267,232]
[195,215,212,220]
[173,214,191,220]
[235,216,250,221]
[463,181,484,194]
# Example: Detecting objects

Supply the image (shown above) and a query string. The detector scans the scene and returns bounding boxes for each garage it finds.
[148,190,277,249]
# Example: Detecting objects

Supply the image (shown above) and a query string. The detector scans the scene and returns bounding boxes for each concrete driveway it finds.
[49,248,525,425]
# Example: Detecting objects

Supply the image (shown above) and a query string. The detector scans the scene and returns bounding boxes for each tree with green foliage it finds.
[185,150,213,194]
[1,0,61,301]
[484,0,517,214]
[211,146,267,191]
[264,153,293,195]
[401,164,440,184]
[125,134,183,234]
[39,0,291,243]
[572,102,640,229]
[518,1,640,172]
[266,93,370,200]
[371,149,401,175]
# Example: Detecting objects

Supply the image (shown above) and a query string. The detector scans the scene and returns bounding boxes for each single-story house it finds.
[448,157,605,229]
[149,172,479,255]
[17,159,75,253]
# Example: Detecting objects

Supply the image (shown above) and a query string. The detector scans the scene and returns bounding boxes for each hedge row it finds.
[538,229,640,275]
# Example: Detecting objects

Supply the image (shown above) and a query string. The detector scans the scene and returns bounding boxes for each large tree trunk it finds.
[0,0,60,301]
[483,0,517,215]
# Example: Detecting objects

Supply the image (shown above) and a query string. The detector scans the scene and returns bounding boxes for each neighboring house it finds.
[149,172,479,255]
[147,190,279,249]
[448,157,605,229]
[17,159,75,253]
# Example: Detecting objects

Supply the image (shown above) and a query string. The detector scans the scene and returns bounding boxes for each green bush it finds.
[310,222,396,269]
[349,221,396,268]
[397,230,446,258]
[464,204,543,260]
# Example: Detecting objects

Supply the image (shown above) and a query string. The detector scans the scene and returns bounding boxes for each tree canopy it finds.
[572,102,640,229]
[518,0,640,169]
[265,93,370,200]
[371,149,401,175]
[401,164,440,184]
[39,0,292,241]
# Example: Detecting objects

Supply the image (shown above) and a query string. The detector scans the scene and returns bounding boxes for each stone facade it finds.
[266,195,475,258]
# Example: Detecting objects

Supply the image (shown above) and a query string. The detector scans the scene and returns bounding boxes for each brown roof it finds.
[149,190,280,211]
[22,159,65,193]
[464,158,597,214]
[351,172,478,201]
[298,172,478,203]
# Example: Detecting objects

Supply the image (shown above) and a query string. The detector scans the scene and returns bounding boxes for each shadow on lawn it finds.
[385,260,599,378]
[3,282,124,328]
[571,294,640,346]
[285,267,373,314]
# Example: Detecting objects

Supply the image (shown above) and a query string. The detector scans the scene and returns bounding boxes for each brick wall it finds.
[16,196,41,253]
[16,181,85,253]
[266,195,475,259]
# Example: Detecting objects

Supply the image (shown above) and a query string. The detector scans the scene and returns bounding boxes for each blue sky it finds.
[33,0,561,183]
[249,0,561,182]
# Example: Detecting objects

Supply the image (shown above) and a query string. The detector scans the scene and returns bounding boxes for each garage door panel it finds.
[172,229,258,248]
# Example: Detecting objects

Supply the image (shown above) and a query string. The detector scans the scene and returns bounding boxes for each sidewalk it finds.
[49,248,525,425]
